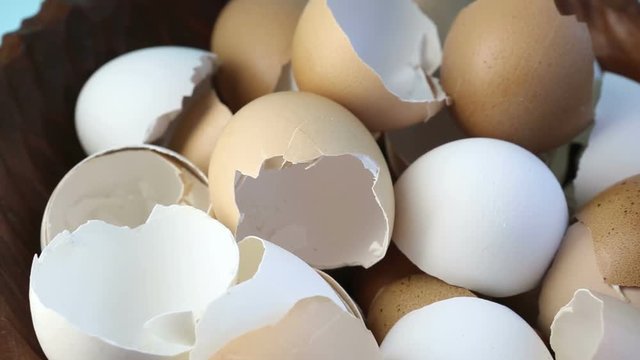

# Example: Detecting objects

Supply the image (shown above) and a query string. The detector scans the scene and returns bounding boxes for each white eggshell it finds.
[190,237,346,360]
[574,73,640,206]
[551,289,640,360]
[30,205,239,360]
[75,47,215,155]
[394,138,568,297]
[381,297,552,359]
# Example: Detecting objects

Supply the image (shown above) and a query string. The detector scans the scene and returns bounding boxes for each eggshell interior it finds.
[381,297,552,359]
[30,205,239,359]
[574,73,640,206]
[551,290,640,360]
[75,47,215,155]
[41,146,209,249]
[209,296,382,359]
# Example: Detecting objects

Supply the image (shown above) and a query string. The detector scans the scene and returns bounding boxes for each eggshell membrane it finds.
[367,274,475,342]
[41,145,209,249]
[209,296,381,359]
[190,237,346,360]
[168,77,232,173]
[441,0,594,153]
[577,175,640,287]
[208,92,394,269]
[30,205,239,360]
[551,290,640,360]
[75,47,215,155]
[575,73,640,206]
[292,0,448,131]
[413,0,473,42]
[211,0,306,111]
[381,297,552,359]
[393,138,568,297]
[538,223,640,337]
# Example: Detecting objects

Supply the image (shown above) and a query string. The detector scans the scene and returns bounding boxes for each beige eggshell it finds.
[41,145,209,249]
[292,0,448,131]
[208,91,394,269]
[209,296,382,359]
[367,274,475,342]
[212,0,306,111]
[169,77,232,173]
[538,223,640,337]
[577,174,640,287]
[441,0,595,153]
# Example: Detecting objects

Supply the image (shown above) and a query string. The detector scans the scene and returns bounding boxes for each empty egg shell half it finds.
[208,92,394,269]
[32,205,352,360]
[211,0,306,111]
[292,0,448,131]
[574,73,640,206]
[40,145,209,249]
[75,46,216,155]
[380,297,552,359]
[551,290,640,360]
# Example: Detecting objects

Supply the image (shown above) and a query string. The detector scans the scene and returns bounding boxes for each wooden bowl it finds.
[0,0,637,358]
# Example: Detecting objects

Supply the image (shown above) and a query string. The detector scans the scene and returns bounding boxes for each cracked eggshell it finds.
[75,46,215,155]
[190,237,346,360]
[441,0,594,153]
[30,205,239,360]
[551,290,640,360]
[209,296,381,359]
[381,297,552,359]
[574,73,640,206]
[393,138,568,297]
[208,91,394,269]
[292,0,448,131]
[211,0,306,111]
[41,145,209,249]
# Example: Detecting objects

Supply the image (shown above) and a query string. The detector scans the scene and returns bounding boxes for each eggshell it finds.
[211,0,306,111]
[30,205,239,360]
[394,138,568,297]
[381,297,552,359]
[551,289,640,360]
[577,175,640,286]
[317,270,364,321]
[383,107,465,178]
[209,296,382,359]
[441,0,595,153]
[75,47,215,155]
[168,76,232,173]
[208,92,394,269]
[412,0,473,42]
[41,145,209,249]
[292,0,448,131]
[190,237,346,360]
[574,73,640,206]
[538,223,640,337]
[367,274,475,342]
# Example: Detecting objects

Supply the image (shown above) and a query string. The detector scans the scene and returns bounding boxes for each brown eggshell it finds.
[577,174,640,287]
[208,91,394,269]
[441,0,595,153]
[292,0,448,131]
[211,0,307,111]
[538,222,640,337]
[367,274,475,342]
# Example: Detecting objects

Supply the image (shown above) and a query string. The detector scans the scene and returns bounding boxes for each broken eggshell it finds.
[75,46,215,155]
[211,0,306,111]
[551,289,640,360]
[292,0,448,131]
[381,297,552,359]
[574,73,640,206]
[209,296,381,359]
[208,91,394,269]
[40,145,209,249]
[31,205,239,360]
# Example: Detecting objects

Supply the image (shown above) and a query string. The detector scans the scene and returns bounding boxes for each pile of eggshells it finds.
[29,0,640,358]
